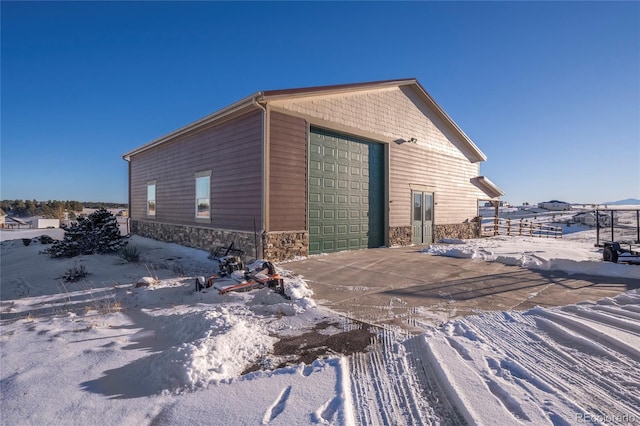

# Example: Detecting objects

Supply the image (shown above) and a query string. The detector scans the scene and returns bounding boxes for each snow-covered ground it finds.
[427,230,640,280]
[1,229,638,425]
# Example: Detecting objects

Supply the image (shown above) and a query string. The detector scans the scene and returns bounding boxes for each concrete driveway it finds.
[282,246,640,331]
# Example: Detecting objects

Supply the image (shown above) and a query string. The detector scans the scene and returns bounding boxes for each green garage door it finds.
[309,129,384,254]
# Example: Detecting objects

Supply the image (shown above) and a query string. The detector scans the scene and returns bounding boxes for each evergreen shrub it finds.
[43,208,126,258]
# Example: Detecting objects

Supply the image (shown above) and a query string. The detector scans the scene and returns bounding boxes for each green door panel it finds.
[309,129,384,255]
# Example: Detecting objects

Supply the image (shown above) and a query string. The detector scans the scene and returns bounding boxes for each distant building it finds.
[483,200,510,207]
[537,200,571,211]
[0,208,6,228]
[4,216,29,229]
[31,218,60,229]
[572,211,616,227]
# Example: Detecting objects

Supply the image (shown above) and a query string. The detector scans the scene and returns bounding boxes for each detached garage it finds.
[123,79,503,261]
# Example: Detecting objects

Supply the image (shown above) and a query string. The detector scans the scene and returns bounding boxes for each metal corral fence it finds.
[595,209,640,246]
[481,217,563,238]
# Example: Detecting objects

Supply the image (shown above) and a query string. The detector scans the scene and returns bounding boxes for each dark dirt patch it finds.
[273,321,376,362]
[242,319,377,375]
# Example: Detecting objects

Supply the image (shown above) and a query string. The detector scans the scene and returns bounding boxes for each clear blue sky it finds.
[2,1,638,205]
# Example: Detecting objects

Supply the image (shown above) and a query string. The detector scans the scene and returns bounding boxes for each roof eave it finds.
[471,176,504,199]
[122,92,263,161]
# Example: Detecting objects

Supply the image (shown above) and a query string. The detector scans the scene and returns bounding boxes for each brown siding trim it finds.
[129,110,263,231]
[268,111,308,232]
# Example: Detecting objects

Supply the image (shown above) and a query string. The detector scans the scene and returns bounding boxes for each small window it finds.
[424,194,433,222]
[413,193,422,222]
[147,181,156,217]
[195,171,211,219]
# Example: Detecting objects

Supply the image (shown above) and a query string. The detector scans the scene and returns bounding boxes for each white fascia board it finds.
[471,176,504,198]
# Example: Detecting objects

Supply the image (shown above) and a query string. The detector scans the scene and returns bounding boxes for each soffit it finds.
[471,176,504,199]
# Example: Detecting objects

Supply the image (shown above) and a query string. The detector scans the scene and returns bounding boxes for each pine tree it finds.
[44,208,126,258]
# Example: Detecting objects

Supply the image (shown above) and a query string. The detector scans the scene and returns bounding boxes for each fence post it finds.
[596,208,600,246]
[610,210,614,242]
[519,218,523,236]
[494,215,499,236]
[507,218,511,236]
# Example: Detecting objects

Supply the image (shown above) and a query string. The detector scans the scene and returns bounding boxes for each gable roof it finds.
[123,78,487,162]
[6,216,28,225]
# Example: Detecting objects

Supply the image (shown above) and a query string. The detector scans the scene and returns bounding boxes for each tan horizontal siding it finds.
[269,86,473,162]
[269,111,307,231]
[268,86,490,229]
[389,142,483,226]
[129,110,263,231]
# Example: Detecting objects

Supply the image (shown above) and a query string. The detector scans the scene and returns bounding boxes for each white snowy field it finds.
[426,227,640,280]
[1,229,639,425]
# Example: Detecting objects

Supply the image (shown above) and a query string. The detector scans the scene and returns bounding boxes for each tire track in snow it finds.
[444,303,640,424]
[349,327,463,425]
[420,332,525,425]
[346,292,639,424]
[529,311,640,411]
[403,335,466,425]
[490,312,633,418]
[592,304,640,321]
[444,316,590,423]
[560,305,640,337]
[535,308,640,361]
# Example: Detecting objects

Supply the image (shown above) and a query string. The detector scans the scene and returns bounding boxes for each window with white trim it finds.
[147,181,156,217]
[195,171,211,220]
